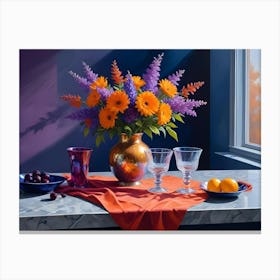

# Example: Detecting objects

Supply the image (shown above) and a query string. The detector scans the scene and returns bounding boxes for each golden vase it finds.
[109,133,149,185]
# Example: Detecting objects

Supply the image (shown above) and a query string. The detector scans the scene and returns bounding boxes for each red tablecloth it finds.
[56,175,209,230]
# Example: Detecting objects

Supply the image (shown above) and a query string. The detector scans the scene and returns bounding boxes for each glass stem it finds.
[183,171,191,186]
[154,173,163,189]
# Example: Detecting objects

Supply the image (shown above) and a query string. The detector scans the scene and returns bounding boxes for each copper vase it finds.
[109,133,149,185]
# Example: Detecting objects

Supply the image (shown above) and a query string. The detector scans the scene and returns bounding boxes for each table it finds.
[19,170,261,230]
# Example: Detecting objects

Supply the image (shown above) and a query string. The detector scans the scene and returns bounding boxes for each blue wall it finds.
[20,49,210,173]
[210,50,231,162]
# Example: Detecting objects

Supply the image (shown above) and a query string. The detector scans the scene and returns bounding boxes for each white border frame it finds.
[1,0,280,280]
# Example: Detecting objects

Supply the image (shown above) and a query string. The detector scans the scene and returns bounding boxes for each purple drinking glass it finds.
[67,147,93,187]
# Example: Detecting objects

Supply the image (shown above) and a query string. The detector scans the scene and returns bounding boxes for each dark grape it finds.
[33,174,41,182]
[41,173,50,180]
[24,173,32,182]
[50,192,57,200]
[32,170,41,176]
[25,170,51,183]
[41,178,50,183]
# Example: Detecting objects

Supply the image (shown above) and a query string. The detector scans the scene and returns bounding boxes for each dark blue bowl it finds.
[200,182,248,198]
[20,174,66,194]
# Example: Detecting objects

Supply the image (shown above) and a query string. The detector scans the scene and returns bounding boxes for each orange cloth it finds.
[56,175,208,230]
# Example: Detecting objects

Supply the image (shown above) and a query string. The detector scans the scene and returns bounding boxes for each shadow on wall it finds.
[20,49,210,173]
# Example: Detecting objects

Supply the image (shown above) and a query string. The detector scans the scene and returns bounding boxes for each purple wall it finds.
[20,49,210,173]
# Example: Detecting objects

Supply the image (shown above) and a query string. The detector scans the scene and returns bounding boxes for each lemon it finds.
[220,178,239,192]
[207,178,221,192]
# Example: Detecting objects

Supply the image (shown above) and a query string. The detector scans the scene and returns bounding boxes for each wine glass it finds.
[173,147,202,194]
[145,148,173,193]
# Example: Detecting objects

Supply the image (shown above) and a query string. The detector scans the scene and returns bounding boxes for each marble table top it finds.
[19,169,261,230]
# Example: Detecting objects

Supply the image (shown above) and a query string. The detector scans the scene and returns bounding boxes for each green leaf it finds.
[83,127,89,137]
[166,122,178,128]
[144,128,153,139]
[135,120,143,127]
[166,126,178,142]
[124,125,132,133]
[158,126,166,137]
[174,113,185,123]
[108,130,115,140]
[95,134,104,147]
[149,125,160,135]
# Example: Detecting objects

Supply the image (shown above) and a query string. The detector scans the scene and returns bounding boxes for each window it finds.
[230,49,261,163]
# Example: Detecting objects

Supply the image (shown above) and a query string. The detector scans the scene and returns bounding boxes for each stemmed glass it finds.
[173,147,202,194]
[145,148,173,193]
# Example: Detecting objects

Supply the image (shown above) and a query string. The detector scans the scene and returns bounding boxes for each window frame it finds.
[229,49,261,163]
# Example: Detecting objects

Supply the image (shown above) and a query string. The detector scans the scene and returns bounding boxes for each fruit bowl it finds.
[20,173,66,194]
[200,181,248,198]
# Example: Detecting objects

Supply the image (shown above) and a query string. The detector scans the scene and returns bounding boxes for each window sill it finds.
[229,145,261,161]
[215,152,261,168]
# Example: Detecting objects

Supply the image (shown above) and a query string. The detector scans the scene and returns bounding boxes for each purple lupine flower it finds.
[142,53,164,93]
[66,108,99,128]
[124,73,137,105]
[123,107,140,123]
[168,69,185,86]
[96,87,114,102]
[69,70,91,89]
[165,96,185,114]
[165,96,207,116]
[82,61,98,83]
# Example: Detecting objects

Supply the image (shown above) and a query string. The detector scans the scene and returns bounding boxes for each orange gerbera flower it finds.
[60,94,82,108]
[135,91,160,116]
[99,107,117,129]
[132,76,146,90]
[86,89,101,108]
[159,79,177,98]
[157,103,172,125]
[106,90,130,113]
[90,76,108,89]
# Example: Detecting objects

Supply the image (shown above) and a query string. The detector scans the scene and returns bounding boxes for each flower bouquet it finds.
[61,53,207,147]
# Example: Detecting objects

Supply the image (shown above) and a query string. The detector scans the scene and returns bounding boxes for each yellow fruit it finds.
[220,178,239,193]
[207,178,221,192]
